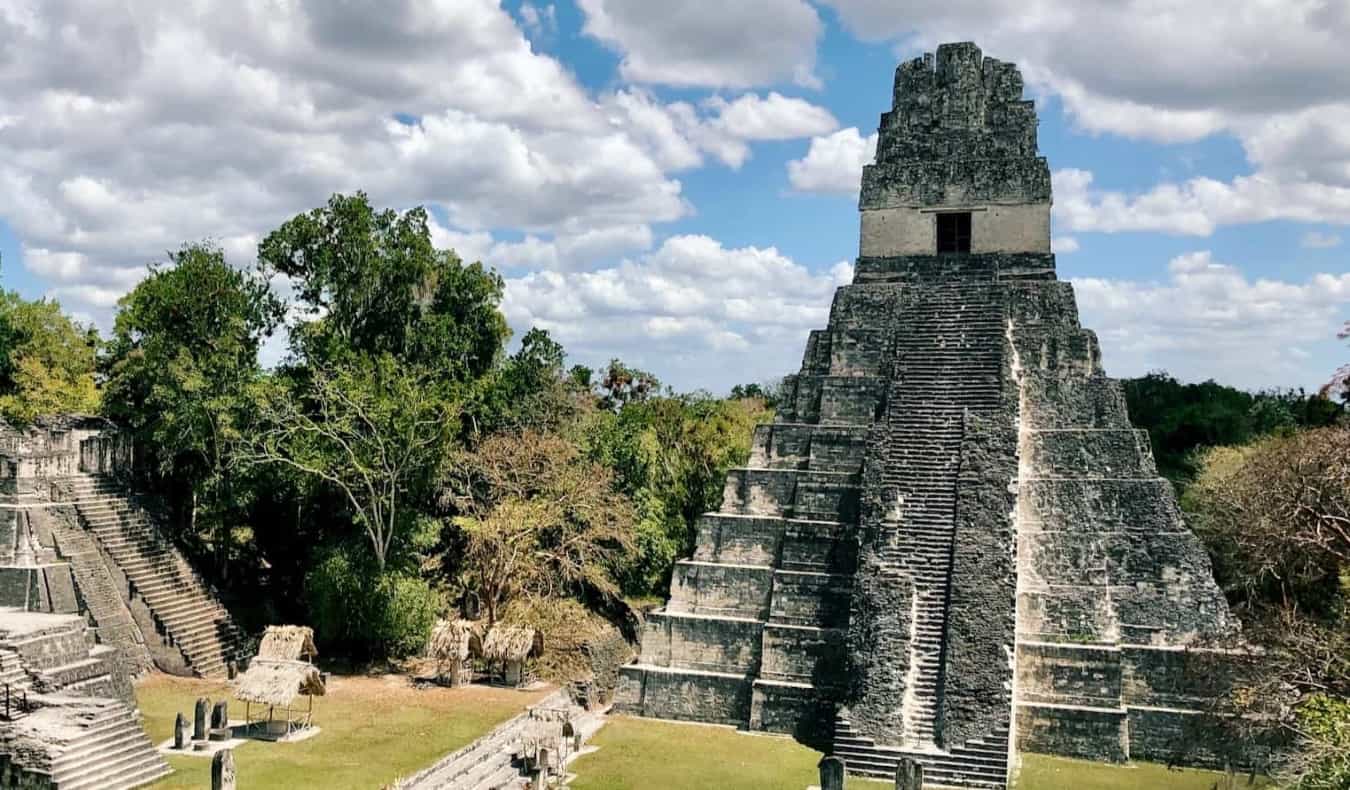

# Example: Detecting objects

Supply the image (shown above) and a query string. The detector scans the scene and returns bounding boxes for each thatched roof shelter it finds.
[480,625,543,663]
[426,619,481,663]
[234,659,326,707]
[256,625,319,663]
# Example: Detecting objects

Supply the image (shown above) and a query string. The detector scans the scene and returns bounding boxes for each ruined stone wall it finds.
[616,287,871,745]
[1006,275,1239,766]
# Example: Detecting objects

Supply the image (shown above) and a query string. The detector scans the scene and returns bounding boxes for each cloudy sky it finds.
[2,0,1348,394]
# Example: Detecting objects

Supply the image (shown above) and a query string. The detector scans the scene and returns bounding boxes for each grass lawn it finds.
[136,672,551,789]
[568,716,887,790]
[1015,754,1271,790]
[569,716,1263,790]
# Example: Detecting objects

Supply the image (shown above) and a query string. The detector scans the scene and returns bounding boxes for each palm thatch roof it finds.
[480,625,543,663]
[256,625,319,663]
[234,659,326,707]
[427,619,481,662]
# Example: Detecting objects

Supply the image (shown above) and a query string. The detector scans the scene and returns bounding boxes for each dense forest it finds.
[2,193,1347,787]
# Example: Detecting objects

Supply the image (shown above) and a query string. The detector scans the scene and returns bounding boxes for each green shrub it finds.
[1289,694,1350,790]
[306,548,441,659]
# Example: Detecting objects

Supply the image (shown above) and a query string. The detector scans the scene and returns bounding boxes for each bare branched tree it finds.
[241,357,453,570]
[441,430,636,624]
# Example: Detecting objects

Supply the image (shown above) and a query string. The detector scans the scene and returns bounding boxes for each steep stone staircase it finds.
[45,514,152,676]
[833,716,1009,788]
[50,702,170,790]
[65,474,247,678]
[882,282,1004,746]
[837,282,1009,786]
[9,698,172,790]
[400,689,605,790]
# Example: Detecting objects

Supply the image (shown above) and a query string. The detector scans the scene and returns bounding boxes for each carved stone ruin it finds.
[818,755,845,790]
[212,747,237,790]
[210,699,232,741]
[533,746,550,790]
[614,41,1238,788]
[175,711,189,749]
[194,697,210,741]
[896,757,923,790]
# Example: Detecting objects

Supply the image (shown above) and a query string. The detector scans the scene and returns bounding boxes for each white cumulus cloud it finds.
[578,0,823,88]
[1073,251,1350,390]
[502,234,853,391]
[787,127,879,194]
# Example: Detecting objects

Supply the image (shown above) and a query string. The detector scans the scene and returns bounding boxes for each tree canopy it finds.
[0,275,99,423]
[258,192,508,381]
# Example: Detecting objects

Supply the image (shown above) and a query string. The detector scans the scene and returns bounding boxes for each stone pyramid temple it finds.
[615,42,1236,788]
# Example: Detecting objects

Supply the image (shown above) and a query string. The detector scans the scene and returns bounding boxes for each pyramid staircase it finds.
[833,282,1011,787]
[401,689,605,790]
[45,515,152,676]
[65,474,247,678]
[833,717,1009,788]
[20,700,170,790]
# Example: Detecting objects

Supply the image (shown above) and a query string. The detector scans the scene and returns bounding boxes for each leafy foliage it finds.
[305,548,441,659]
[441,430,637,623]
[583,393,772,594]
[596,358,661,411]
[1185,426,1350,614]
[1123,371,1343,487]
[246,357,455,570]
[100,243,282,569]
[1183,426,1350,785]
[258,191,508,380]
[0,285,99,423]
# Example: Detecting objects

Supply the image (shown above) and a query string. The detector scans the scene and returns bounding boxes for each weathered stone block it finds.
[1025,429,1154,479]
[758,625,844,687]
[667,561,772,619]
[692,515,784,567]
[1016,642,1122,707]
[780,521,854,574]
[769,571,851,628]
[817,377,884,426]
[638,612,762,674]
[1015,702,1127,762]
[614,665,752,726]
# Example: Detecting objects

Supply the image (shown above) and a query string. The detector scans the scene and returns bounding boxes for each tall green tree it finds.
[257,192,508,381]
[0,269,99,423]
[245,357,454,571]
[584,392,770,594]
[101,242,283,568]
[1123,371,1343,487]
[467,328,583,435]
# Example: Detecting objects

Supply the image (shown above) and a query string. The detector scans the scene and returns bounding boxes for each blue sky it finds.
[1,0,1347,394]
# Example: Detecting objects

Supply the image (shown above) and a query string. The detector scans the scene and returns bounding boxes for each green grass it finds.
[1015,754,1272,790]
[136,672,550,789]
[568,716,1265,790]
[568,716,887,790]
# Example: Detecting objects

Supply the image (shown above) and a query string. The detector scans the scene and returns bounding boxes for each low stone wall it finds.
[667,562,771,619]
[614,665,751,725]
[637,612,762,674]
[1015,702,1127,762]
[750,680,833,747]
